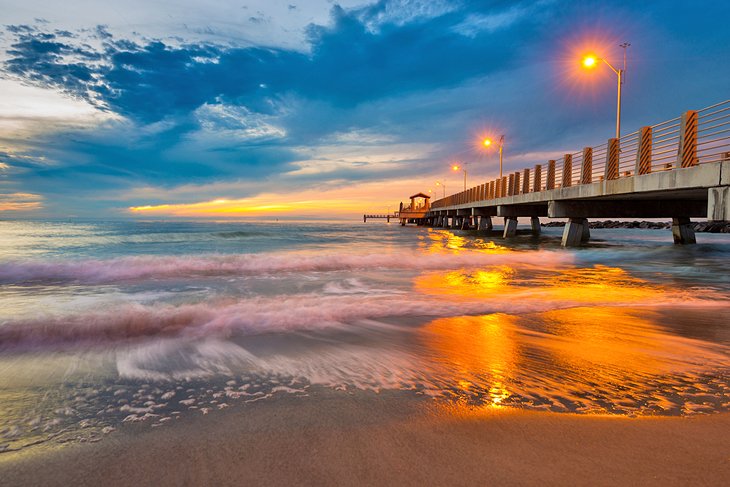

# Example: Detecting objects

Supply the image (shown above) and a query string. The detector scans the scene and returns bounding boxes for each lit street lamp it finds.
[452,163,467,191]
[483,135,505,179]
[435,180,446,198]
[582,42,630,139]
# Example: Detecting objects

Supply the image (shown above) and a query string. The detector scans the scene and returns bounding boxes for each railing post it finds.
[507,174,515,196]
[489,180,495,199]
[677,110,698,168]
[581,147,592,184]
[523,168,530,193]
[562,154,573,188]
[513,171,521,195]
[605,138,619,180]
[534,164,542,192]
[547,160,556,189]
[635,126,653,175]
[501,177,507,197]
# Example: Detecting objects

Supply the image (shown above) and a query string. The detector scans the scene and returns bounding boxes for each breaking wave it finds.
[0,250,571,284]
[0,286,724,352]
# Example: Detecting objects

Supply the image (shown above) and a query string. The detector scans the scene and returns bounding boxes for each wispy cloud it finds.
[0,192,43,212]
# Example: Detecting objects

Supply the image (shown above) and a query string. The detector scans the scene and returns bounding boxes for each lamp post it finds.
[452,164,467,191]
[582,42,630,139]
[435,181,446,198]
[483,135,505,179]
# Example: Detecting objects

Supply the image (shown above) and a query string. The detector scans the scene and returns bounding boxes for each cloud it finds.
[1,0,729,218]
[0,192,43,212]
[3,2,542,124]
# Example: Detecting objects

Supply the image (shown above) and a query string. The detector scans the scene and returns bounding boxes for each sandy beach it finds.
[3,390,729,486]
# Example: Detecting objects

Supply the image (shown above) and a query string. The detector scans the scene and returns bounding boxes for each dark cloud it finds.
[3,2,541,124]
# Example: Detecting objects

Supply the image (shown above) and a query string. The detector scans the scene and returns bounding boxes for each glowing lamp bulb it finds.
[483,138,492,147]
[452,165,460,171]
[582,55,598,68]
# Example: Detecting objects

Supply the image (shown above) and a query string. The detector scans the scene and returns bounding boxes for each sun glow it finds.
[126,179,432,218]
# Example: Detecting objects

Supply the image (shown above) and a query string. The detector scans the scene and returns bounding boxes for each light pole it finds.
[435,181,446,198]
[452,164,467,191]
[582,42,630,139]
[483,135,505,179]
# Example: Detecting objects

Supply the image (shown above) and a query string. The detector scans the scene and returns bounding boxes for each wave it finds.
[0,286,723,352]
[215,231,270,238]
[0,250,571,284]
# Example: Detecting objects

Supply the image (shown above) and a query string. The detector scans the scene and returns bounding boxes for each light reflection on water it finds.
[1,221,729,454]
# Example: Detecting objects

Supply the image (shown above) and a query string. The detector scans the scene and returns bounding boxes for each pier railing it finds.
[431,99,730,209]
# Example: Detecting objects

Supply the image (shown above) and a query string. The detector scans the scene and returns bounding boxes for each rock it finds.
[542,220,730,232]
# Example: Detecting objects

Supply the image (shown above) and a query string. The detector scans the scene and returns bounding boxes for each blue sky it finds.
[0,0,728,218]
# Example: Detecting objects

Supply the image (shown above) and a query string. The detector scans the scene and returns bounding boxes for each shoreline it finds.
[2,390,729,486]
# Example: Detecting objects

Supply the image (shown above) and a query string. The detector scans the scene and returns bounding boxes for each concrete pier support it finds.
[503,217,518,238]
[461,217,471,230]
[561,218,589,247]
[530,217,541,236]
[451,217,459,230]
[582,222,590,242]
[672,217,696,244]
[708,186,730,221]
[478,215,493,231]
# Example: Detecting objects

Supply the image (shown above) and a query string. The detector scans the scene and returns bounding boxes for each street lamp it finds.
[452,163,467,191]
[483,135,505,179]
[582,42,630,139]
[435,180,446,198]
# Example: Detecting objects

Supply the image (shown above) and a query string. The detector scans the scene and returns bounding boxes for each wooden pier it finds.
[363,213,399,222]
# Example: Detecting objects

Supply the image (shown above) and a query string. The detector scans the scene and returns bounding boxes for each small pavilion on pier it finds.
[398,192,431,225]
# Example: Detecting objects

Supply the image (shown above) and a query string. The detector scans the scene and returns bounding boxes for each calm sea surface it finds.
[1,220,730,453]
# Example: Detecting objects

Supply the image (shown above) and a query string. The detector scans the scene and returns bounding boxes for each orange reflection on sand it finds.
[539,265,663,304]
[425,230,509,255]
[419,305,730,414]
[528,307,669,375]
[422,314,518,407]
[415,264,667,306]
[417,267,516,297]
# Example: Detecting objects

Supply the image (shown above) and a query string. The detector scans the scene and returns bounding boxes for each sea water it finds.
[1,220,729,452]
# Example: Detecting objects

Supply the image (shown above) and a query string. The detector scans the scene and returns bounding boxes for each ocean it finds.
[1,219,730,454]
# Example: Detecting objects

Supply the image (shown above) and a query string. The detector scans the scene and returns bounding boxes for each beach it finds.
[1,220,730,485]
[3,390,730,486]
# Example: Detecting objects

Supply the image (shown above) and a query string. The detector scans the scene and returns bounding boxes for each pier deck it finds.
[404,100,730,246]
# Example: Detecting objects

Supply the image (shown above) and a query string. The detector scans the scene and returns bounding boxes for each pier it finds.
[394,100,730,246]
[363,213,399,222]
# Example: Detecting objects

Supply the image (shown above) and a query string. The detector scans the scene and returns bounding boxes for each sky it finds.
[0,0,729,219]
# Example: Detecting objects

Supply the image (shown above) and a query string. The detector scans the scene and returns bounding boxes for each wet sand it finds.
[2,391,729,486]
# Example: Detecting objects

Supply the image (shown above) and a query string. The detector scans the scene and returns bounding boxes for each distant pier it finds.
[363,213,399,223]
